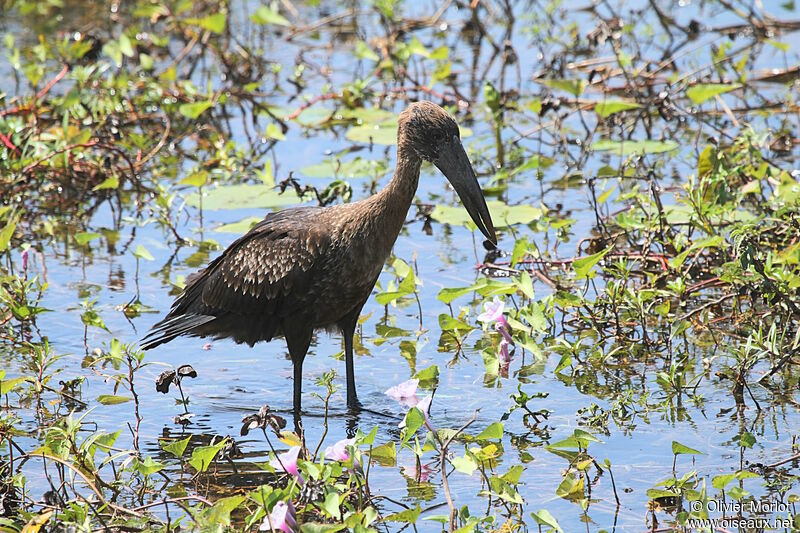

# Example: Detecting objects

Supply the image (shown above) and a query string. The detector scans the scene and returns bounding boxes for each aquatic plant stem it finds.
[438,410,478,532]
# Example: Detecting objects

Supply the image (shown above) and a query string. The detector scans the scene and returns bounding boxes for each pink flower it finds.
[202,343,212,350]
[479,297,516,357]
[260,500,296,532]
[401,463,433,482]
[324,438,356,462]
[270,446,304,485]
[385,379,420,407]
[478,296,509,330]
[21,249,28,272]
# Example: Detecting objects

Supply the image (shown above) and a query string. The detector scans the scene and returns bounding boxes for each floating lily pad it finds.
[185,184,304,211]
[333,107,395,124]
[300,157,388,179]
[262,105,330,126]
[346,121,399,145]
[346,121,473,146]
[430,201,543,229]
[214,216,262,233]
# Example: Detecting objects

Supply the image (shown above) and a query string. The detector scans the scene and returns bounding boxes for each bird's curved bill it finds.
[435,137,498,245]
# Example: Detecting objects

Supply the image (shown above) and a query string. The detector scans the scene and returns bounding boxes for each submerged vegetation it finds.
[1,0,800,531]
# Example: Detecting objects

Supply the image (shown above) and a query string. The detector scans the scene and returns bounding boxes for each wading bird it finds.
[141,101,496,421]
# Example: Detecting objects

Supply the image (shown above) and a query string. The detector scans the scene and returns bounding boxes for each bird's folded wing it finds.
[175,207,330,316]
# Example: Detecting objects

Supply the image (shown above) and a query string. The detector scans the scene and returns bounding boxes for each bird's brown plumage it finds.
[141,101,496,418]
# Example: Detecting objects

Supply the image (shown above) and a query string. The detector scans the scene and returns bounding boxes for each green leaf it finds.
[450,454,478,475]
[712,473,736,490]
[375,270,415,305]
[187,13,227,34]
[766,39,789,52]
[185,184,303,210]
[555,472,584,500]
[119,34,135,58]
[0,216,18,251]
[516,271,535,299]
[75,232,101,246]
[531,509,564,533]
[97,394,132,405]
[386,504,422,523]
[728,486,749,499]
[355,40,379,61]
[502,465,524,483]
[407,36,430,58]
[251,5,290,26]
[669,236,724,268]
[686,83,742,104]
[403,407,425,435]
[368,441,396,464]
[437,285,479,304]
[189,439,227,473]
[139,53,154,70]
[321,492,341,520]
[573,246,613,279]
[133,244,154,261]
[438,313,474,332]
[180,172,208,188]
[475,422,503,441]
[489,475,525,503]
[102,40,122,66]
[0,376,29,395]
[539,78,587,96]
[88,430,121,458]
[265,123,286,141]
[179,101,214,119]
[161,435,192,459]
[92,176,119,191]
[510,155,555,176]
[738,432,756,449]
[414,364,439,384]
[671,441,704,455]
[595,100,641,118]
[202,495,245,526]
[133,456,165,476]
[647,488,678,499]
[592,139,679,156]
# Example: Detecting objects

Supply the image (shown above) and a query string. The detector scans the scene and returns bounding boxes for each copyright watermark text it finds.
[690,499,791,514]
[686,499,794,530]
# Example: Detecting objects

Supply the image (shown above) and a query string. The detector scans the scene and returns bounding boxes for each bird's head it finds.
[399,101,497,245]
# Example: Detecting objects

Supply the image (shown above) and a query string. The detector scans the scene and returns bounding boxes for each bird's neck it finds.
[371,145,421,237]
[382,147,422,206]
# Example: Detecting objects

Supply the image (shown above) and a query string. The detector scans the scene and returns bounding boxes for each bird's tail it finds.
[139,314,216,350]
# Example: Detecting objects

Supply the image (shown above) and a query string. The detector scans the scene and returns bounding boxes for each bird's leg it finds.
[343,328,360,409]
[339,307,363,410]
[284,325,312,432]
[293,362,304,420]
